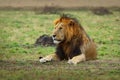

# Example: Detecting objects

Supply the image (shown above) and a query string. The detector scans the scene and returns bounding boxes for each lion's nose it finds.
[52,35,56,38]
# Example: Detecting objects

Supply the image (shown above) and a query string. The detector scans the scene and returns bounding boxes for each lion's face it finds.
[52,18,76,44]
[52,22,66,44]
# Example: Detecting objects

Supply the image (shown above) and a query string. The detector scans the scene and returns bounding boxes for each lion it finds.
[39,15,97,65]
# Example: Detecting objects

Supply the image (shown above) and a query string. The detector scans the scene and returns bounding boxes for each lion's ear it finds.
[69,20,75,26]
[53,19,60,25]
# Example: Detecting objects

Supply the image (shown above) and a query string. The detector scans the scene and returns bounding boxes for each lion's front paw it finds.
[67,60,77,65]
[39,58,47,63]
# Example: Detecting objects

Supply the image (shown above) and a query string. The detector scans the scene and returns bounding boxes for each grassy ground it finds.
[0,9,120,80]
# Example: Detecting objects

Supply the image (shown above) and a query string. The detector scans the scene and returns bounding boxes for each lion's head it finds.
[52,15,83,44]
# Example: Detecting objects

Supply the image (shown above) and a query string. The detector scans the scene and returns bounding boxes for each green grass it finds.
[0,69,119,80]
[0,10,120,80]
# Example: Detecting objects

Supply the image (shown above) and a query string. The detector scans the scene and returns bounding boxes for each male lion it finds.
[39,15,97,65]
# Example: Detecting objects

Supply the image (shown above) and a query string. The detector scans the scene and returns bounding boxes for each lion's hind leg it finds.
[39,54,59,63]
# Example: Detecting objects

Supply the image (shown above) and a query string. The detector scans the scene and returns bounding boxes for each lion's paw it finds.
[39,58,47,63]
[67,60,77,65]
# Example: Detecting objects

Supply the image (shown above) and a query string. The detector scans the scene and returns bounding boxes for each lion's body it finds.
[39,15,97,64]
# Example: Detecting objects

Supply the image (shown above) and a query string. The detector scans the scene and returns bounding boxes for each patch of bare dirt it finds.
[0,0,120,8]
[92,7,113,15]
[0,0,120,11]
[35,34,55,46]
[0,59,120,71]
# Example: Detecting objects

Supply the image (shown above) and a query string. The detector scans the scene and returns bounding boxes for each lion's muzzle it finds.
[52,35,61,44]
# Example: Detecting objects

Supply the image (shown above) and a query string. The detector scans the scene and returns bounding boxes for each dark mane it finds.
[56,39,82,60]
[56,14,83,60]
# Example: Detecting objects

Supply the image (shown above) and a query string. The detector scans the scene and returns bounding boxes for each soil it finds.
[0,0,119,15]
[0,59,120,71]
[91,7,113,15]
[35,34,55,46]
[0,0,120,10]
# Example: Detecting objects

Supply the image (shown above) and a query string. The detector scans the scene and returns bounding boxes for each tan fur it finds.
[68,54,86,65]
[39,54,59,63]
